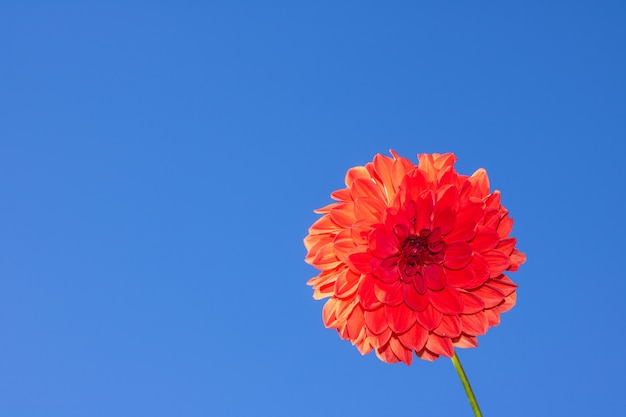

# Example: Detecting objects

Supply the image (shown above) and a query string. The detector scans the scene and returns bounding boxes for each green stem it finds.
[451,351,483,417]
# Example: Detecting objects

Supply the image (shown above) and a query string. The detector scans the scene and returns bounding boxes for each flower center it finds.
[397,229,445,281]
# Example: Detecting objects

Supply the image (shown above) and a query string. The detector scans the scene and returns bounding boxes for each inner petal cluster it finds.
[397,229,445,282]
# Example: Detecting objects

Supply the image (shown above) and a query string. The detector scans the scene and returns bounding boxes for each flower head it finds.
[304,151,526,365]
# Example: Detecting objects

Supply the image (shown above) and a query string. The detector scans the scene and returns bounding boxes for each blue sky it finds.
[1,2,625,416]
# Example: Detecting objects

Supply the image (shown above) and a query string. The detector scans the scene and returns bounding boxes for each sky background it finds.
[1,2,625,416]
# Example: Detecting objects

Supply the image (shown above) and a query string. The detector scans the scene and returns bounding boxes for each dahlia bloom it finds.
[305,151,526,365]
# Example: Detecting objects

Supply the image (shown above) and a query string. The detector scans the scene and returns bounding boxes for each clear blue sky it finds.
[1,2,625,416]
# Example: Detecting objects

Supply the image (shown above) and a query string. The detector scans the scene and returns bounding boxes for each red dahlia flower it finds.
[305,151,526,365]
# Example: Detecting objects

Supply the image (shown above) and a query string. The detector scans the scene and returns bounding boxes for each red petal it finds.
[385,304,417,333]
[469,284,505,309]
[370,228,401,258]
[348,252,372,273]
[428,285,464,315]
[497,237,516,255]
[368,327,393,348]
[412,272,426,294]
[497,214,514,238]
[509,249,526,271]
[487,276,517,297]
[415,191,434,231]
[433,314,462,338]
[422,264,446,291]
[469,226,500,253]
[402,283,429,311]
[432,206,456,237]
[415,303,442,331]
[425,333,454,358]
[458,291,486,314]
[364,306,388,334]
[390,336,413,365]
[374,279,404,306]
[357,274,381,310]
[483,250,511,278]
[469,254,490,287]
[397,323,428,352]
[468,168,490,198]
[444,242,473,269]
[452,334,479,348]
[460,312,488,336]
[483,308,501,327]
[416,348,439,361]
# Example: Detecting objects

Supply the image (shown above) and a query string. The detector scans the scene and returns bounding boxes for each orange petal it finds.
[345,165,370,187]
[329,203,356,228]
[334,269,361,299]
[452,334,479,348]
[346,304,365,339]
[390,336,413,365]
[364,306,388,334]
[375,342,401,364]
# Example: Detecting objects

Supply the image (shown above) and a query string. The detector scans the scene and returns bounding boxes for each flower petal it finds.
[425,334,454,358]
[483,249,511,278]
[428,285,464,315]
[357,274,381,310]
[433,314,462,338]
[469,284,505,309]
[364,306,388,334]
[389,336,413,365]
[375,342,401,364]
[398,322,428,352]
[453,334,479,348]
[415,303,442,331]
[385,304,417,333]
[458,290,486,314]
[334,269,360,299]
[422,264,446,291]
[348,252,372,273]
[460,311,489,336]
[469,226,500,253]
[402,282,429,311]
[374,279,404,306]
[346,304,365,339]
[444,242,474,270]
